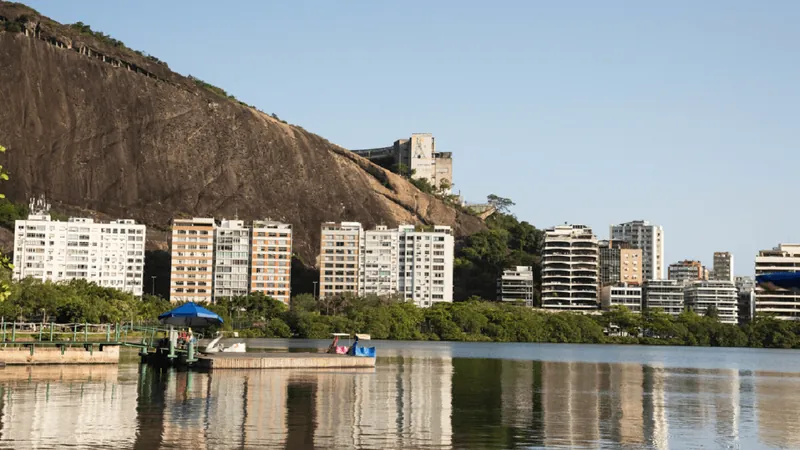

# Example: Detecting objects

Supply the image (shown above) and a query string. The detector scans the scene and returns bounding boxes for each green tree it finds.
[487,194,515,214]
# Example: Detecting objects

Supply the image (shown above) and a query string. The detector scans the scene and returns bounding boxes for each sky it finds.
[23,0,800,276]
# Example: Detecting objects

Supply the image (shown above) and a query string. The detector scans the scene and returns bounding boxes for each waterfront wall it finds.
[0,345,120,365]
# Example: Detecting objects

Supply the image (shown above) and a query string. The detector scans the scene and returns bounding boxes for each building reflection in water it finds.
[0,365,138,448]
[755,370,800,448]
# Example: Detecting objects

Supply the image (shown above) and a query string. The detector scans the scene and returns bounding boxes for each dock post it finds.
[139,338,148,357]
[11,322,15,343]
[1,317,4,342]
[49,323,53,341]
[72,324,77,343]
[84,322,88,342]
[115,323,120,342]
[106,326,110,342]
[168,337,176,360]
[38,322,43,341]
[187,340,196,363]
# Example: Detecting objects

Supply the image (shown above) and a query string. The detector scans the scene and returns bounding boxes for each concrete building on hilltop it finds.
[712,252,734,282]
[541,224,599,311]
[318,222,454,307]
[610,220,664,280]
[169,218,215,303]
[250,220,293,305]
[601,284,643,313]
[668,260,708,284]
[643,279,684,316]
[497,266,535,306]
[599,240,642,286]
[351,133,454,193]
[213,220,250,300]
[754,244,800,320]
[13,210,146,296]
[684,280,738,324]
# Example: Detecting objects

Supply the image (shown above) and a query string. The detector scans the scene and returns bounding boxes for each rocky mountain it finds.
[0,2,483,263]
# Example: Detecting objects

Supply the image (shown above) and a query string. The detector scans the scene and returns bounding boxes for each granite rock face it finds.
[0,3,483,261]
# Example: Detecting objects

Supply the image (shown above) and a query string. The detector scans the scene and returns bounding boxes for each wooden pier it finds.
[197,352,376,370]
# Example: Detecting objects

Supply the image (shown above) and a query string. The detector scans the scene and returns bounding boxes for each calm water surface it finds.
[2,341,800,449]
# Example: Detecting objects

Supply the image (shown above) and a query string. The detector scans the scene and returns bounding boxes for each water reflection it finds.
[2,346,800,448]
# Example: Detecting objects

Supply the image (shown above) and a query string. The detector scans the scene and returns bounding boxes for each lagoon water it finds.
[1,340,800,449]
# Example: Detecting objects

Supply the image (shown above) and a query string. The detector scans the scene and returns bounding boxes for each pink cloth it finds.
[335,346,348,354]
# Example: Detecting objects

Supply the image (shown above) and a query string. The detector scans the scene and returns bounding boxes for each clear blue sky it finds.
[25,1,800,276]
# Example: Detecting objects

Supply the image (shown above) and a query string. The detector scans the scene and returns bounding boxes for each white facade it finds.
[601,284,643,313]
[497,266,535,306]
[712,252,734,282]
[684,280,738,324]
[610,220,664,281]
[754,244,800,320]
[541,224,599,311]
[13,214,146,296]
[250,220,292,305]
[643,279,684,316]
[319,222,363,299]
[397,225,454,307]
[213,219,250,300]
[318,223,454,307]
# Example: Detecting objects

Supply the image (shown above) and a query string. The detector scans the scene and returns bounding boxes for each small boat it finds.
[326,333,375,357]
[203,331,247,353]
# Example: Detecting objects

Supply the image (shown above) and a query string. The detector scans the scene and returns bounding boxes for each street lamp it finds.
[151,276,157,295]
[312,281,318,300]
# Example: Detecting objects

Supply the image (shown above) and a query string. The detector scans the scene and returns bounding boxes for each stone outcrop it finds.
[0,2,484,262]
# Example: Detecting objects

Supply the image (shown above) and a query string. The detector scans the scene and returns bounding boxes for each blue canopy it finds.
[158,302,223,328]
[756,272,800,290]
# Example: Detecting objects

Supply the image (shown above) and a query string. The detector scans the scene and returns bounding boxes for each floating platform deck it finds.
[196,352,376,370]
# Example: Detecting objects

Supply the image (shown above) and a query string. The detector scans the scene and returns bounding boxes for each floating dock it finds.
[196,352,376,370]
[0,344,120,365]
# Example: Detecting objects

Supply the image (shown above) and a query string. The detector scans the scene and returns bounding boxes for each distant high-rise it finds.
[169,218,215,303]
[541,224,599,311]
[599,240,642,286]
[667,260,707,284]
[735,276,755,324]
[610,220,664,280]
[601,284,643,313]
[643,280,684,316]
[250,220,293,305]
[754,244,800,320]
[319,222,364,299]
[497,266,535,306]
[712,252,734,282]
[213,219,250,300]
[684,280,738,324]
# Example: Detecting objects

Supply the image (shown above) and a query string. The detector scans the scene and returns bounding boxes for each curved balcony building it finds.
[541,225,599,311]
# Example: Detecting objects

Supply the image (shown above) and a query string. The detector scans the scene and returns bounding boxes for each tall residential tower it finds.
[541,224,599,311]
[610,220,664,281]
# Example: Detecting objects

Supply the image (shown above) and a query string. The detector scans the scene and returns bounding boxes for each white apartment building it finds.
[642,280,684,316]
[497,266,535,306]
[610,220,664,280]
[712,252,734,282]
[684,280,738,324]
[13,213,146,296]
[318,223,454,307]
[397,225,454,307]
[213,220,250,300]
[361,225,400,297]
[541,224,599,311]
[601,284,643,313]
[667,260,706,284]
[169,218,215,303]
[319,222,363,299]
[250,220,292,305]
[754,243,800,320]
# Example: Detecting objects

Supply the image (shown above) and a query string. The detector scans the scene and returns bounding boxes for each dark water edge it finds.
[0,341,798,449]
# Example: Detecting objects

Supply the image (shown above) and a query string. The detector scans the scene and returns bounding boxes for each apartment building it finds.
[712,252,734,282]
[13,213,146,295]
[397,225,454,307]
[319,222,363,299]
[169,218,215,303]
[610,220,664,280]
[735,276,755,324]
[318,223,454,307]
[497,266,535,306]
[667,260,707,284]
[541,224,599,311]
[684,280,738,324]
[754,243,800,320]
[600,284,643,313]
[250,220,293,305]
[643,280,684,316]
[361,225,401,297]
[213,220,250,300]
[599,240,642,286]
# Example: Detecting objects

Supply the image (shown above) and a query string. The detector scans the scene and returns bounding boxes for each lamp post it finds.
[312,281,318,300]
[151,276,157,295]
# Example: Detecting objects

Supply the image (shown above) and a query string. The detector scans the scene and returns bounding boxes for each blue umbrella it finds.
[756,272,800,291]
[158,302,223,328]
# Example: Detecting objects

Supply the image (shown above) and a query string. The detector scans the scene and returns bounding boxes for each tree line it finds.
[5,278,800,349]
